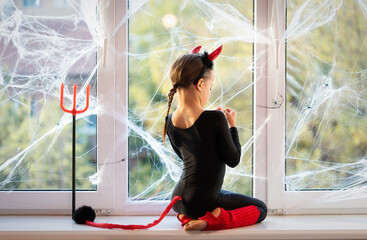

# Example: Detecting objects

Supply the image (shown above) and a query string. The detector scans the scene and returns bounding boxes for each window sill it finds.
[1,214,366,240]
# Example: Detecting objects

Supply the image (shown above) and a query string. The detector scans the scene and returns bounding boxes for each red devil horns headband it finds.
[190,45,201,54]
[190,45,223,85]
[190,45,223,61]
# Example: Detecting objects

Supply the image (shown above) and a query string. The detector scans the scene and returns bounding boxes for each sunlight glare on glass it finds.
[162,13,177,28]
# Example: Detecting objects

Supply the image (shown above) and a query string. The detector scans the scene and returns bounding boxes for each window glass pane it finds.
[0,0,97,190]
[286,0,367,190]
[128,0,254,200]
[23,0,40,8]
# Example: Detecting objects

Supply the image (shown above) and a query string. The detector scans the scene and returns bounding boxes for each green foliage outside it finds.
[3,0,364,198]
[286,0,367,189]
[0,74,97,190]
[128,0,254,199]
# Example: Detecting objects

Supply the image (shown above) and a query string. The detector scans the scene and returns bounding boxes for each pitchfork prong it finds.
[75,84,90,115]
[60,83,73,114]
[60,83,90,116]
[73,84,77,112]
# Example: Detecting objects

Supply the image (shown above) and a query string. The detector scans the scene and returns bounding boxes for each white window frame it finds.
[0,0,116,214]
[115,0,263,215]
[2,0,365,215]
[263,0,367,214]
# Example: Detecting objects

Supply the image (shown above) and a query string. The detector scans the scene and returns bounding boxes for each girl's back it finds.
[167,110,241,216]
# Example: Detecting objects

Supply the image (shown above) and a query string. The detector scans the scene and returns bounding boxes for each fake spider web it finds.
[0,0,366,212]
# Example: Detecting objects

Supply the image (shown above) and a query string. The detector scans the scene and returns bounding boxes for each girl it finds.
[162,45,267,231]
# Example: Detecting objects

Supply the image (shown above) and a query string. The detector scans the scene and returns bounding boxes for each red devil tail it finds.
[85,196,182,230]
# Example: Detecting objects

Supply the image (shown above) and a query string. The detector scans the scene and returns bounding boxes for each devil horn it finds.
[190,46,201,54]
[208,45,223,61]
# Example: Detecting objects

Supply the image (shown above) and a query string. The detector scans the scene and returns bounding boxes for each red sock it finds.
[198,205,260,231]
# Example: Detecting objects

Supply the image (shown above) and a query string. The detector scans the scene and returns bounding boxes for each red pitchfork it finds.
[60,83,90,217]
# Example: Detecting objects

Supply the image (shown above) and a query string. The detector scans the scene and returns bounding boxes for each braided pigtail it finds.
[163,83,178,147]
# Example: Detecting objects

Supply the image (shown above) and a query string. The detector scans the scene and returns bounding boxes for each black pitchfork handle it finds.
[72,115,76,216]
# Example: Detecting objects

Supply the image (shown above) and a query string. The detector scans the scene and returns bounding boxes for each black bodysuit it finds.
[166,110,267,221]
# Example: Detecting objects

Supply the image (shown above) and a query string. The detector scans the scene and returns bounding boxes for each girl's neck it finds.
[176,91,203,113]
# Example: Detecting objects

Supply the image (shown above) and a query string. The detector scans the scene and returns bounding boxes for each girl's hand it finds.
[216,106,237,128]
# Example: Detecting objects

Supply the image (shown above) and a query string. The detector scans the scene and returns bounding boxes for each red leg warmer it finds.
[176,214,193,227]
[198,205,260,231]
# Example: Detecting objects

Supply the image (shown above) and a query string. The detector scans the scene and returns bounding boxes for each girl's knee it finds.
[256,206,267,223]
[257,199,268,212]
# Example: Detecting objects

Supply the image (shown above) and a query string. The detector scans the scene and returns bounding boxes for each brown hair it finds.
[162,53,213,146]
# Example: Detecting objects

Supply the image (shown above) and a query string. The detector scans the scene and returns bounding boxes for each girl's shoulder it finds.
[205,109,226,118]
[199,110,227,127]
[166,110,222,130]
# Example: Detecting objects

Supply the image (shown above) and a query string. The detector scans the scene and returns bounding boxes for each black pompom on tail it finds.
[73,205,96,224]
